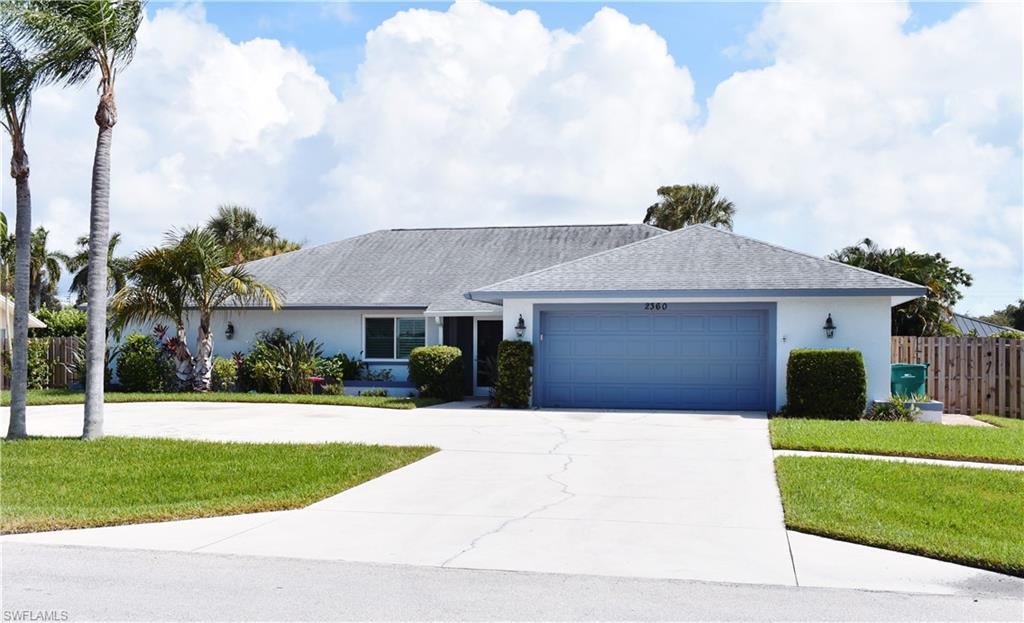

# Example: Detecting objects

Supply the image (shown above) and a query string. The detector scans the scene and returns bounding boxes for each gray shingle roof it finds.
[239,224,664,312]
[469,225,927,300]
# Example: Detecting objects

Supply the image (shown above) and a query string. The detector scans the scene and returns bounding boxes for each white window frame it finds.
[362,315,426,362]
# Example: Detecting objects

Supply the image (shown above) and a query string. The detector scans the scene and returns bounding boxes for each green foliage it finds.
[210,357,237,392]
[26,337,49,389]
[315,352,365,382]
[496,340,533,408]
[251,360,282,394]
[643,184,735,231]
[205,204,300,264]
[362,368,393,382]
[358,388,389,397]
[238,329,322,394]
[321,383,343,396]
[408,345,463,401]
[116,333,164,392]
[866,395,920,422]
[980,299,1024,331]
[990,329,1024,339]
[829,239,972,336]
[29,307,87,337]
[785,349,867,420]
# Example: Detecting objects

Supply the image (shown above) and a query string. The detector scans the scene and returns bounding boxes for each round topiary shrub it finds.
[496,340,533,408]
[116,333,165,392]
[408,345,463,401]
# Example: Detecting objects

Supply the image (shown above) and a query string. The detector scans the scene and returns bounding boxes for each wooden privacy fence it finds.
[891,336,1023,418]
[1,336,82,390]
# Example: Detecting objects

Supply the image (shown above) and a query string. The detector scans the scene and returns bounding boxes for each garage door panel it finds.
[539,308,769,410]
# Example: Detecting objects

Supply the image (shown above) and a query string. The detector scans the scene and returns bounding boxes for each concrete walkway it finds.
[3,402,1021,598]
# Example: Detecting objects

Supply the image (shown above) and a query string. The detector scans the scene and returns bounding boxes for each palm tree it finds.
[643,184,736,231]
[7,0,144,439]
[63,232,130,305]
[1,33,41,439]
[28,227,64,311]
[205,204,299,264]
[0,213,15,296]
[112,228,281,391]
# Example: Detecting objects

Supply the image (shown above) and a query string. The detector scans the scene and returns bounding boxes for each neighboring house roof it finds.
[0,296,47,329]
[238,224,665,313]
[468,224,927,301]
[950,312,1015,337]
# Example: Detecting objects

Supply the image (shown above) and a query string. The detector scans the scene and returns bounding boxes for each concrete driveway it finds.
[3,402,1021,597]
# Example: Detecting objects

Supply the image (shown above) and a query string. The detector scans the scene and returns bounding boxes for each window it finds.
[364,317,426,360]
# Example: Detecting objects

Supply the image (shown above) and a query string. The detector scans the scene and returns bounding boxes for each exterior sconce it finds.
[225,321,235,341]
[823,314,836,339]
[514,314,526,339]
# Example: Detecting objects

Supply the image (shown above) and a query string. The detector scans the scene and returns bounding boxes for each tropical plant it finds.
[829,239,973,336]
[115,332,164,392]
[980,300,1024,331]
[210,356,237,392]
[112,228,281,392]
[315,352,366,382]
[990,328,1024,339]
[866,395,920,422]
[30,307,87,337]
[643,184,736,231]
[28,226,64,310]
[205,204,300,264]
[0,212,14,295]
[6,0,145,439]
[62,232,130,305]
[0,32,41,438]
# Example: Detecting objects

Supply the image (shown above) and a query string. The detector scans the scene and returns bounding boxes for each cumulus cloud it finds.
[3,1,1020,312]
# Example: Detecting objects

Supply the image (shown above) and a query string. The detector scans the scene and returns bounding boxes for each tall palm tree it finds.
[28,227,64,311]
[7,0,144,438]
[643,184,736,231]
[0,213,15,296]
[112,228,281,391]
[63,232,130,305]
[1,33,40,439]
[205,204,299,264]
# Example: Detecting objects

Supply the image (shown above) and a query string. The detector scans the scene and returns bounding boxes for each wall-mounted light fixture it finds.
[823,314,837,339]
[514,314,527,339]
[225,321,235,341]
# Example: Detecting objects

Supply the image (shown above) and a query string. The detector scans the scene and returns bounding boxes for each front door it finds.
[476,320,503,389]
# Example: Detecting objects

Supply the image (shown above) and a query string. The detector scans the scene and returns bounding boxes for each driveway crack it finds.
[440,414,577,568]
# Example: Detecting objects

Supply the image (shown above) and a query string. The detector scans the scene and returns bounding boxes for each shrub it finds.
[785,349,867,419]
[25,337,50,389]
[210,357,238,392]
[866,396,920,422]
[321,382,343,396]
[496,340,533,408]
[239,329,323,393]
[991,329,1024,339]
[29,308,87,337]
[116,333,165,392]
[316,353,365,382]
[251,359,283,394]
[408,345,463,401]
[359,388,389,397]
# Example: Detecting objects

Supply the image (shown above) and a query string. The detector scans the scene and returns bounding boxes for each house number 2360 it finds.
[644,303,669,311]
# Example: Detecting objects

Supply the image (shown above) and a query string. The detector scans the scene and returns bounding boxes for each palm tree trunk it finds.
[193,316,213,392]
[82,103,115,440]
[173,323,194,390]
[6,143,31,439]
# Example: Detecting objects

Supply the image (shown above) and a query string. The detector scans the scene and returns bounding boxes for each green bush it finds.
[26,338,50,389]
[866,396,919,422]
[210,357,238,392]
[316,352,365,382]
[408,345,463,401]
[29,308,87,337]
[238,329,322,393]
[785,349,867,419]
[116,333,164,392]
[496,340,533,408]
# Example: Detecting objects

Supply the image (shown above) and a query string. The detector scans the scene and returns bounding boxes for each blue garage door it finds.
[538,307,770,410]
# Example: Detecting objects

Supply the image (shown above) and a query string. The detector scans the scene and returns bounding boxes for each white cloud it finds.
[3,1,1020,313]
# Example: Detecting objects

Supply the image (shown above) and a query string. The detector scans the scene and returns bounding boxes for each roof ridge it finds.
[390,223,657,232]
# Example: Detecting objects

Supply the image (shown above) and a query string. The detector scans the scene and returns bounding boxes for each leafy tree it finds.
[7,0,145,439]
[205,204,300,264]
[62,232,130,305]
[829,239,973,336]
[0,32,41,439]
[980,299,1024,331]
[30,307,87,337]
[112,228,281,392]
[643,184,736,231]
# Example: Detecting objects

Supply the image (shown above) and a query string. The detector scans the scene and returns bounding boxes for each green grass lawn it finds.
[1,437,436,534]
[775,456,1024,576]
[975,414,1024,430]
[2,388,441,409]
[770,418,1024,465]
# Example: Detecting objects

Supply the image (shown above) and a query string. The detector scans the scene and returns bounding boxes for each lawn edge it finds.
[769,443,1024,466]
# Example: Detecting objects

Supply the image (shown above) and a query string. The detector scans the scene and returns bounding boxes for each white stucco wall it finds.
[500,295,894,410]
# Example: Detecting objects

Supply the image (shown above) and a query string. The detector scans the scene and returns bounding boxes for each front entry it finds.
[536,305,771,410]
[476,320,503,390]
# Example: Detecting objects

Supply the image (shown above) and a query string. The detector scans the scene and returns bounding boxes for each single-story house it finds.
[182,223,926,411]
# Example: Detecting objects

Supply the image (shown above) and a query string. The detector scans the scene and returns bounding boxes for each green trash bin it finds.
[891,363,928,398]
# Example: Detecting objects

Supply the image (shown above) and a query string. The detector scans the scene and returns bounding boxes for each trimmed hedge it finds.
[496,340,533,408]
[408,345,463,402]
[116,333,165,392]
[785,349,867,419]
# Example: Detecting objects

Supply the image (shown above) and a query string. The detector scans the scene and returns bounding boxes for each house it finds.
[949,312,1015,337]
[0,295,47,344]
[192,224,926,410]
